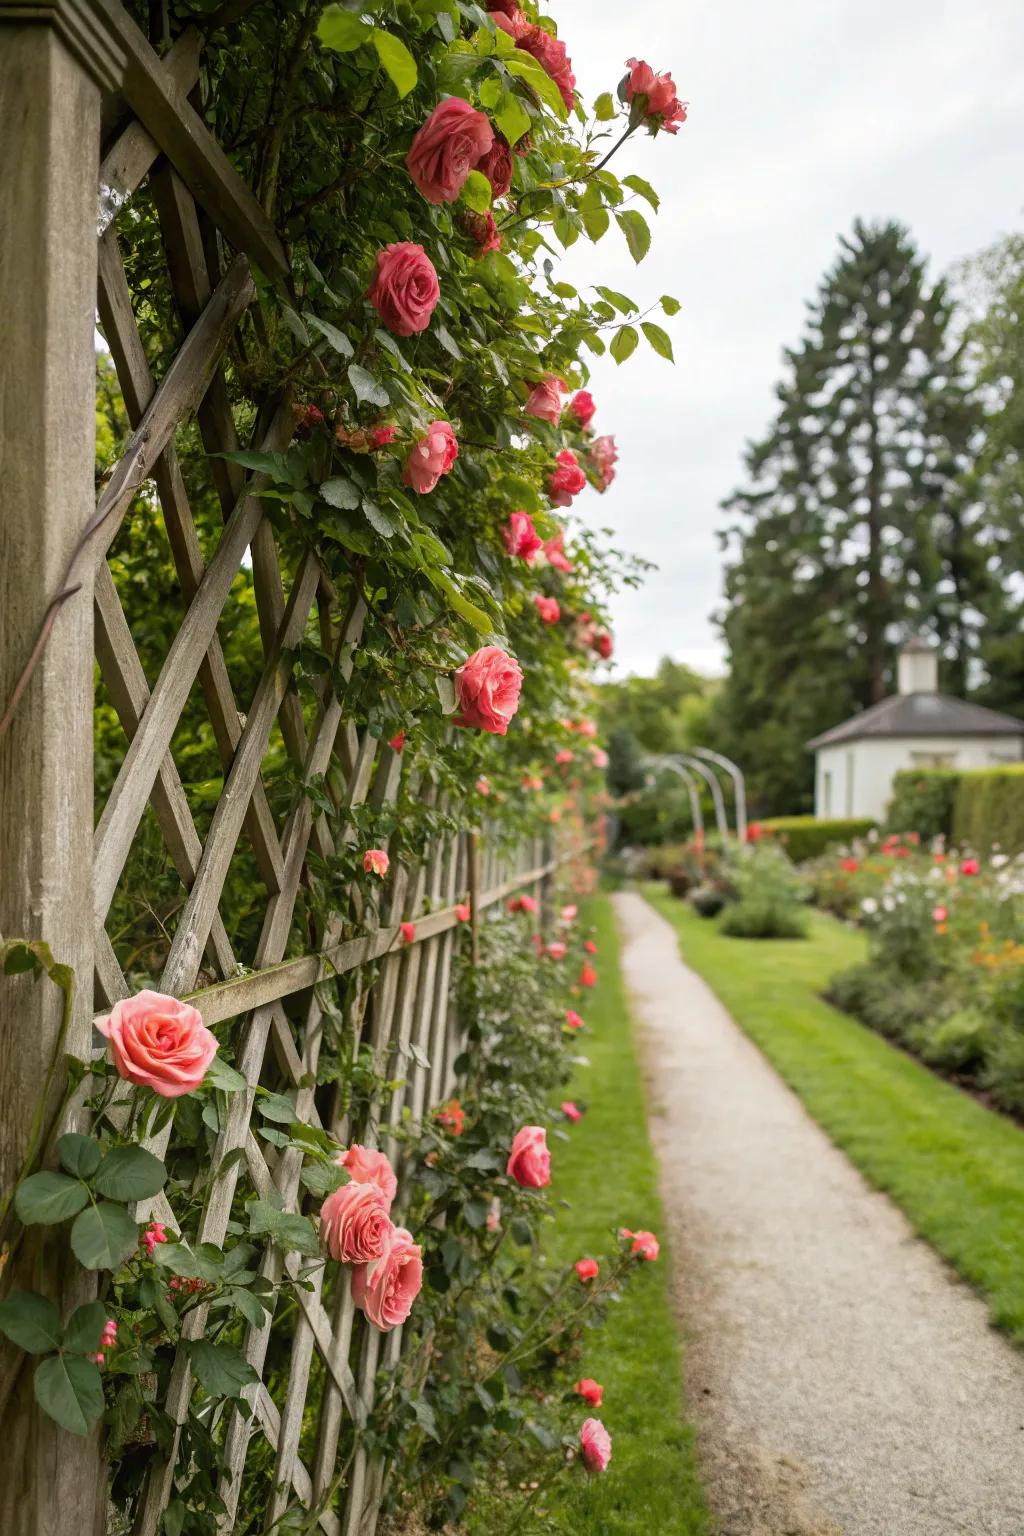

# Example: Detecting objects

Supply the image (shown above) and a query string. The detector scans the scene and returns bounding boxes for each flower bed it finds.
[808,836,1024,1115]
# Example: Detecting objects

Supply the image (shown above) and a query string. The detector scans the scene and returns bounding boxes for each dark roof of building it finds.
[807,692,1024,750]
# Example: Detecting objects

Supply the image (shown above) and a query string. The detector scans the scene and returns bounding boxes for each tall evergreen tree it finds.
[711,220,987,812]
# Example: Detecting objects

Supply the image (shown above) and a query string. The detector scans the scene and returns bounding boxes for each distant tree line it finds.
[705,219,1024,815]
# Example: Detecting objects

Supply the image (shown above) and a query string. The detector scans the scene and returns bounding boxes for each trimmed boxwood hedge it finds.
[758,815,876,861]
[886,770,961,841]
[888,765,1024,853]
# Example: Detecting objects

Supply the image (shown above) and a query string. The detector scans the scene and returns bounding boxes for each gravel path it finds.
[613,890,1024,1536]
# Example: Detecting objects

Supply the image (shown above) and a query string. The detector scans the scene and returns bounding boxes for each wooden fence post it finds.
[0,7,124,1533]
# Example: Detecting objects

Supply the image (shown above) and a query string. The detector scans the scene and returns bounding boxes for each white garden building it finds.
[807,638,1024,822]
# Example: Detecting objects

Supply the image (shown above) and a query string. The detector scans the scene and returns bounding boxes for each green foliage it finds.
[718,844,808,940]
[711,219,996,814]
[952,766,1024,855]
[886,770,960,840]
[758,816,876,862]
[884,767,1024,854]
[647,894,1024,1342]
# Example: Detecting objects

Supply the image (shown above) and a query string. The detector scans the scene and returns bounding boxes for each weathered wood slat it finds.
[93,254,255,563]
[93,562,238,977]
[98,26,202,222]
[92,401,293,921]
[91,0,291,291]
[96,229,287,897]
[159,550,322,992]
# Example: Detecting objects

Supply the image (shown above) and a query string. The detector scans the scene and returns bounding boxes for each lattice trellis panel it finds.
[85,8,557,1533]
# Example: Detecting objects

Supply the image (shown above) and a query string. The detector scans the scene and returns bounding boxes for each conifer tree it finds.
[711,220,987,811]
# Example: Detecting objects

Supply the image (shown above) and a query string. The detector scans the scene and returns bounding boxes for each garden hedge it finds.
[758,815,876,862]
[888,766,1024,853]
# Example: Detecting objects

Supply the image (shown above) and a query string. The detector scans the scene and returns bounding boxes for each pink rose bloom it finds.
[589,746,609,769]
[525,374,565,423]
[590,433,618,492]
[455,903,471,922]
[522,774,543,791]
[569,390,596,427]
[518,24,575,111]
[337,1144,399,1204]
[592,630,613,660]
[548,451,587,508]
[401,921,416,944]
[534,594,561,624]
[464,208,502,258]
[544,530,575,572]
[555,749,574,765]
[404,420,458,494]
[580,1417,612,1472]
[583,940,598,955]
[368,242,440,336]
[475,776,491,795]
[489,5,528,40]
[407,97,494,204]
[506,1124,551,1187]
[561,904,578,921]
[96,990,218,1098]
[579,964,597,988]
[561,1100,581,1122]
[476,134,514,199]
[320,1181,393,1264]
[520,893,538,913]
[352,1224,423,1332]
[961,858,980,876]
[369,424,397,449]
[566,1009,584,1030]
[628,1229,660,1261]
[453,646,524,735]
[575,1378,603,1406]
[575,1256,599,1281]
[503,510,543,562]
[932,906,948,924]
[624,57,687,134]
[389,730,406,751]
[547,941,567,960]
[363,848,390,877]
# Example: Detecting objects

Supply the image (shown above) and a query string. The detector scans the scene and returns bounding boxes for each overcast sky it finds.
[558,0,1024,678]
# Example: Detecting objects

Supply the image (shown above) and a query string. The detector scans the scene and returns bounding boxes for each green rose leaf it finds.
[93,1145,167,1201]
[320,476,362,512]
[62,1300,107,1355]
[186,1339,259,1399]
[70,1201,139,1270]
[0,1291,62,1354]
[247,1199,321,1257]
[371,29,418,99]
[660,293,681,315]
[204,1055,247,1092]
[305,313,354,358]
[348,364,390,408]
[622,173,660,212]
[594,285,638,315]
[615,208,651,264]
[494,90,531,148]
[641,320,675,362]
[257,1091,296,1123]
[461,169,492,213]
[34,1353,104,1435]
[57,1133,101,1180]
[15,1171,89,1226]
[610,324,639,364]
[435,675,457,716]
[316,6,372,51]
[593,91,617,121]
[361,500,400,539]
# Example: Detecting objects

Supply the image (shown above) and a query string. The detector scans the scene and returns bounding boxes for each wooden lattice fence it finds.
[0,6,569,1532]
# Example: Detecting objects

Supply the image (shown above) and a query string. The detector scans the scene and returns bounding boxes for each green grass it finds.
[541,894,710,1535]
[645,885,1024,1342]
